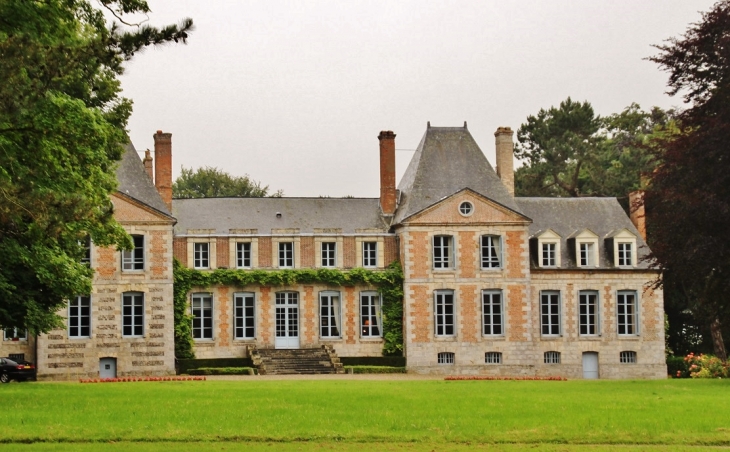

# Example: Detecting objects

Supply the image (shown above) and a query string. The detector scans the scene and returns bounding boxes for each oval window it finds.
[459,201,473,216]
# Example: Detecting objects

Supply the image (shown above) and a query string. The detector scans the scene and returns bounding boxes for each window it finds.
[192,293,213,339]
[122,292,144,337]
[485,352,502,364]
[319,292,341,338]
[579,290,599,336]
[3,328,27,341]
[459,201,473,216]
[122,235,144,271]
[80,236,91,266]
[617,242,633,267]
[194,242,210,269]
[544,351,561,364]
[437,352,455,364]
[434,290,455,336]
[540,291,561,336]
[480,235,501,269]
[482,290,503,336]
[69,296,91,338]
[617,291,638,335]
[236,242,251,268]
[362,242,377,268]
[433,235,453,269]
[321,242,336,267]
[279,242,293,268]
[234,293,255,339]
[542,243,556,267]
[579,242,595,267]
[360,292,382,337]
[620,351,637,363]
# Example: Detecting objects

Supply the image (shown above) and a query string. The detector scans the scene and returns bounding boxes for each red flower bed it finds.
[79,376,206,383]
[444,376,567,381]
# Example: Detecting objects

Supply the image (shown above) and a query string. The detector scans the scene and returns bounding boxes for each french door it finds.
[275,292,299,349]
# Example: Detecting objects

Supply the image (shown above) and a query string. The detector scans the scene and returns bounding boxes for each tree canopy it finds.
[0,0,192,333]
[646,0,730,360]
[173,166,282,199]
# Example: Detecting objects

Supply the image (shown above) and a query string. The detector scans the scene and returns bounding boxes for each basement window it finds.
[437,352,455,365]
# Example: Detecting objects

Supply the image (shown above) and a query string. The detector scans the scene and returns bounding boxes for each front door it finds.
[582,352,599,379]
[99,357,117,379]
[275,292,299,349]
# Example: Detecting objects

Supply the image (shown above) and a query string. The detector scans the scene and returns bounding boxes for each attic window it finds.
[459,201,473,217]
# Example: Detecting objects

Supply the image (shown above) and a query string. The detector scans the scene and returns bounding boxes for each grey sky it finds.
[120,1,714,198]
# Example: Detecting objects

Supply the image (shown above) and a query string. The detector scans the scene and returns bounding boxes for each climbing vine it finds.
[173,259,404,359]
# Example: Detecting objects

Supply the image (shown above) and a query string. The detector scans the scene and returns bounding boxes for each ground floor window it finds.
[192,293,213,339]
[482,290,503,335]
[234,293,255,339]
[544,351,561,364]
[620,351,637,363]
[122,292,144,337]
[360,292,382,337]
[69,295,91,338]
[617,291,638,335]
[438,352,455,365]
[319,291,341,338]
[540,291,561,336]
[434,290,455,336]
[485,352,502,364]
[3,328,27,341]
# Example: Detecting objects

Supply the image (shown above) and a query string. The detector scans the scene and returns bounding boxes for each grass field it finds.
[0,378,728,451]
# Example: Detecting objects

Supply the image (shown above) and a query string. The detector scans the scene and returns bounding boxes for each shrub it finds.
[683,353,728,379]
[667,355,688,378]
[344,366,406,374]
[188,367,255,376]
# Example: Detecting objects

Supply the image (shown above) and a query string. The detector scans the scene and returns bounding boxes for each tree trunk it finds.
[710,318,727,362]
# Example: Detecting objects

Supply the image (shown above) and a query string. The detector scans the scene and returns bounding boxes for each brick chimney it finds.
[629,190,646,241]
[142,149,154,181]
[378,130,397,215]
[494,127,515,196]
[153,130,172,211]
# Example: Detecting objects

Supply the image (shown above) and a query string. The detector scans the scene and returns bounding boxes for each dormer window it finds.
[569,229,599,268]
[534,229,561,268]
[542,243,556,266]
[605,229,637,268]
[617,242,633,267]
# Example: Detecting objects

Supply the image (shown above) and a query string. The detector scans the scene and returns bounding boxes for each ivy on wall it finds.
[173,259,404,359]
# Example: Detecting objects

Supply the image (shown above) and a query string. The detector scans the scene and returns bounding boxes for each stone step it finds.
[252,346,345,375]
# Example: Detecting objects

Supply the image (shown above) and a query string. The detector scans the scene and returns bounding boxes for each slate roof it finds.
[173,198,389,235]
[394,125,521,223]
[515,197,653,269]
[115,141,172,216]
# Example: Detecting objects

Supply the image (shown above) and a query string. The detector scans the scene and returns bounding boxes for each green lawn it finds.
[0,379,728,451]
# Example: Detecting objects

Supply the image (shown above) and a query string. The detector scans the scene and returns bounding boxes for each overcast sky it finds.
[120,1,715,198]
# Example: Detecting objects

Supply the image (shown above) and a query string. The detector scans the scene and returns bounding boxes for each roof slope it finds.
[173,198,388,234]
[515,197,653,269]
[394,125,520,223]
[115,141,171,216]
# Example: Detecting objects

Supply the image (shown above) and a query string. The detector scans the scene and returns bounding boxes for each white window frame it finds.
[579,242,595,267]
[579,290,599,336]
[484,352,502,364]
[3,328,27,341]
[321,242,336,268]
[122,292,144,337]
[191,293,214,340]
[542,242,557,267]
[360,292,382,337]
[319,291,341,338]
[617,242,633,267]
[234,292,255,339]
[437,352,455,365]
[617,290,639,336]
[80,236,91,266]
[480,235,502,269]
[458,201,473,217]
[620,351,637,363]
[68,295,91,338]
[193,242,210,269]
[434,290,455,337]
[122,234,144,271]
[540,291,561,337]
[433,235,454,269]
[362,241,377,268]
[278,241,294,268]
[236,242,251,269]
[536,230,561,268]
[481,290,503,336]
[544,351,561,364]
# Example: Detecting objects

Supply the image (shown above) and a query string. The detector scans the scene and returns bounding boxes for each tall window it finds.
[279,242,293,268]
[617,291,638,335]
[541,243,556,267]
[122,235,144,270]
[3,328,27,341]
[194,243,210,269]
[192,293,213,339]
[540,291,561,336]
[433,235,453,269]
[482,290,503,336]
[360,292,382,337]
[234,293,255,339]
[236,242,251,268]
[69,296,91,338]
[319,292,341,338]
[362,242,377,268]
[434,290,455,336]
[579,242,595,267]
[579,290,599,336]
[544,351,561,364]
[617,242,633,267]
[321,242,336,267]
[80,236,91,266]
[122,292,144,337]
[481,235,501,269]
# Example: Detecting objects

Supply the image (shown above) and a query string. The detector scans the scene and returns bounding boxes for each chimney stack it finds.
[153,130,172,211]
[143,149,154,181]
[378,130,397,215]
[494,127,515,196]
[629,190,647,241]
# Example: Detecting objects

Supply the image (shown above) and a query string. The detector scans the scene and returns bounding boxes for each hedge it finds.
[187,367,256,375]
[344,366,407,374]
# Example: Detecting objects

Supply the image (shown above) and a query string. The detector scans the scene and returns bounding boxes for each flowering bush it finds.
[79,376,206,383]
[445,376,567,381]
[679,353,728,379]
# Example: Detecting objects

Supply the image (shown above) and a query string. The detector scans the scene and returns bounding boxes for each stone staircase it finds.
[250,345,345,375]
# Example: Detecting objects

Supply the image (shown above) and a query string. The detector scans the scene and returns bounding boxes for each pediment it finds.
[533,228,561,240]
[568,228,599,240]
[400,189,530,225]
[111,192,175,225]
[605,228,636,240]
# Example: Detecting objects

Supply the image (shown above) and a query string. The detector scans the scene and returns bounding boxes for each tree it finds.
[173,166,282,198]
[0,1,193,333]
[646,0,730,361]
